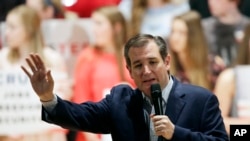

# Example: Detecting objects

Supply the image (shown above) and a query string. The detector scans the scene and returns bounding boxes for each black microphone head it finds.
[151,83,163,115]
[151,83,161,98]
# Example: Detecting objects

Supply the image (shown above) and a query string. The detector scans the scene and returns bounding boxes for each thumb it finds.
[47,70,54,83]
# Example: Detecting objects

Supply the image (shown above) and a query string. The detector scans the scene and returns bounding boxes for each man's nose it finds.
[143,65,151,75]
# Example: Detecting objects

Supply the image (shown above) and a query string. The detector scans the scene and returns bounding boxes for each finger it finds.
[47,70,54,83]
[155,129,166,136]
[21,66,32,78]
[154,125,165,135]
[30,54,41,71]
[32,54,46,71]
[34,54,46,71]
[154,119,167,127]
[151,115,165,122]
[25,57,37,73]
[150,114,155,118]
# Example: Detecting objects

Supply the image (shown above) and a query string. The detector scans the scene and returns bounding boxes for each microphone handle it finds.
[154,98,164,141]
[154,97,163,115]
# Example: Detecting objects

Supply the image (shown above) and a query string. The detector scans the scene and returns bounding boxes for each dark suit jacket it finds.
[42,77,229,141]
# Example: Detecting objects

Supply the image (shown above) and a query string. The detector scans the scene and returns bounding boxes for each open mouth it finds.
[143,78,156,84]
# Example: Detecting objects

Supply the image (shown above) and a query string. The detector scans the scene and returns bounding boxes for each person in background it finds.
[72,6,135,141]
[119,0,190,38]
[63,0,121,18]
[214,23,250,135]
[26,0,78,20]
[202,0,250,67]
[21,34,229,141]
[168,10,225,91]
[188,0,250,19]
[0,5,71,141]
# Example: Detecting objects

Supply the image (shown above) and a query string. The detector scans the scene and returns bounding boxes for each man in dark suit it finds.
[21,34,229,141]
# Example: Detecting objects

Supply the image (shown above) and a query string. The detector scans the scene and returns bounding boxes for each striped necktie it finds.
[143,98,163,141]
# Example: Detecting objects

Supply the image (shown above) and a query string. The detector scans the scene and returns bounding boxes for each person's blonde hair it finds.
[170,11,211,90]
[7,5,46,64]
[235,23,250,65]
[93,6,127,81]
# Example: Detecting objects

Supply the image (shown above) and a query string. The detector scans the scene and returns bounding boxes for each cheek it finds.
[169,31,179,43]
[180,37,187,46]
[6,29,27,47]
[157,64,170,76]
[94,27,113,43]
[177,36,187,51]
[130,69,142,81]
[94,23,112,36]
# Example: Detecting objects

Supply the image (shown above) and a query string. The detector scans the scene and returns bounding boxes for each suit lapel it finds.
[165,79,186,124]
[128,89,149,141]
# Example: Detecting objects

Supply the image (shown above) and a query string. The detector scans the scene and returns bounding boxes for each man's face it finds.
[208,0,233,17]
[127,41,170,97]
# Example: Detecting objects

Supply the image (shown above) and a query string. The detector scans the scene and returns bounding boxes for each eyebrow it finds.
[131,57,158,65]
[132,60,140,66]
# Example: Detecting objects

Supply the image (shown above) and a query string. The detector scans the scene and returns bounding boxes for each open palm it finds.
[21,54,54,101]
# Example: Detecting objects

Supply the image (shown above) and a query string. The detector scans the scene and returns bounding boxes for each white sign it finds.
[0,70,61,135]
[235,65,250,118]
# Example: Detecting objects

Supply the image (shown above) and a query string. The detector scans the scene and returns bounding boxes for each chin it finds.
[142,86,150,94]
[8,45,19,49]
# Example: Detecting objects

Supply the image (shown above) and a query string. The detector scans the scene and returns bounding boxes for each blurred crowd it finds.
[0,0,250,141]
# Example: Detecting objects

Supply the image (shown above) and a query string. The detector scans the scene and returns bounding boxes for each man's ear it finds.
[164,55,171,70]
[126,65,134,79]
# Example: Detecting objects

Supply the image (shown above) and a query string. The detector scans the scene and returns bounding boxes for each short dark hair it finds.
[124,34,168,67]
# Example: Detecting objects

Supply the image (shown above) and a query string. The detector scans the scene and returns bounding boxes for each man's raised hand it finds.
[21,53,54,102]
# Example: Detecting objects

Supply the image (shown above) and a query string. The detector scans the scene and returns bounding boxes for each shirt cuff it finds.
[41,94,58,112]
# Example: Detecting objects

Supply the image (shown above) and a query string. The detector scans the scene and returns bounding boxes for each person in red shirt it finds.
[72,5,135,141]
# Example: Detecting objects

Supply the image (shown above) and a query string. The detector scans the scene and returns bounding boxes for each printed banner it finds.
[0,69,62,135]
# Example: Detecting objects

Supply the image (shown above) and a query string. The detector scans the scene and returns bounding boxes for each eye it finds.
[134,64,142,69]
[149,61,157,65]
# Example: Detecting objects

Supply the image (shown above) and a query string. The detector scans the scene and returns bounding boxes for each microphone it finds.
[151,83,163,115]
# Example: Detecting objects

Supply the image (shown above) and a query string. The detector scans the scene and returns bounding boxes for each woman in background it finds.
[168,10,225,91]
[119,0,190,38]
[214,23,250,134]
[0,5,71,141]
[26,0,77,20]
[73,6,135,141]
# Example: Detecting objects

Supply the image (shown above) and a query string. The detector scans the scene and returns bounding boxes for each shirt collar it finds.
[162,76,173,104]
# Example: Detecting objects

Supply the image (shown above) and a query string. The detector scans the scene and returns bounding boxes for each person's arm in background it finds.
[214,68,250,134]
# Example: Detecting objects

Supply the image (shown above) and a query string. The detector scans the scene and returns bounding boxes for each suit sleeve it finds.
[42,95,112,134]
[171,94,229,141]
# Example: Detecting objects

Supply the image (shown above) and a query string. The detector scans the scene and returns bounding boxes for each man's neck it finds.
[218,9,242,25]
